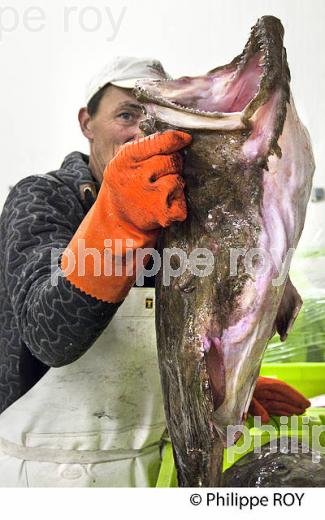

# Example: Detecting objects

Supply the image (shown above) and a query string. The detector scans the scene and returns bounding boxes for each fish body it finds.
[135,16,315,487]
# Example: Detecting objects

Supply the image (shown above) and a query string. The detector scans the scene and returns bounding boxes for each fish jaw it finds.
[135,16,290,162]
[140,103,247,131]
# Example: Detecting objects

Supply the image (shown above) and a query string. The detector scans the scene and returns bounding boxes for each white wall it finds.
[0,0,324,249]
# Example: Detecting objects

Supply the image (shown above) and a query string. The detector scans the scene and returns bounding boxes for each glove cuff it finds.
[61,183,159,302]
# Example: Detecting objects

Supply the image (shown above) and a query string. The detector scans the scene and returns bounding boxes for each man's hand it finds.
[61,130,192,302]
[105,130,192,230]
[248,376,311,423]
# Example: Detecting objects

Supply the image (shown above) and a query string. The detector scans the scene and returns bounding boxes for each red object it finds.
[248,376,311,423]
[61,130,192,302]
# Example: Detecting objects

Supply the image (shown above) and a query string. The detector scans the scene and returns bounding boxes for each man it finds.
[0,57,309,487]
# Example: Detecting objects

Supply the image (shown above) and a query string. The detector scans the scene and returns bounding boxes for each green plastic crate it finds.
[156,362,325,487]
[259,362,325,397]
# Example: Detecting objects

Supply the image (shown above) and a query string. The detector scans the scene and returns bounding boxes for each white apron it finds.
[0,288,166,487]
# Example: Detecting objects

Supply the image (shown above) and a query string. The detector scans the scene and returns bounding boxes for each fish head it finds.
[135,15,290,165]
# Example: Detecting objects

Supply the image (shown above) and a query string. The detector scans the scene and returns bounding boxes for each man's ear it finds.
[78,107,94,140]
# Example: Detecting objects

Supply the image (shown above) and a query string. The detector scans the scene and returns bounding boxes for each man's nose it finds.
[128,124,145,142]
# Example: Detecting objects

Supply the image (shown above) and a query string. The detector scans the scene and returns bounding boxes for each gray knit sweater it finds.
[0,152,122,413]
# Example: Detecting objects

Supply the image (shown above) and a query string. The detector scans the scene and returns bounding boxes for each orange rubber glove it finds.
[248,376,311,423]
[61,130,192,302]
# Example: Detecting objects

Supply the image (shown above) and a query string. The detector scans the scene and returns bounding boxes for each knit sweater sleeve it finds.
[2,174,121,367]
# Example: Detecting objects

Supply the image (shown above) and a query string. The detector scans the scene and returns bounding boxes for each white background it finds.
[0,0,324,247]
[0,487,321,518]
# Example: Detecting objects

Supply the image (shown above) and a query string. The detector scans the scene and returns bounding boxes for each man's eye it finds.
[118,112,133,121]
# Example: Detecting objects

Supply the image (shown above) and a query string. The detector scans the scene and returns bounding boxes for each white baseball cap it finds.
[85,56,170,105]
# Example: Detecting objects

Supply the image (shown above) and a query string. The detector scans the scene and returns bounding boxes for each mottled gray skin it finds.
[223,440,325,487]
[136,16,313,487]
[155,130,263,487]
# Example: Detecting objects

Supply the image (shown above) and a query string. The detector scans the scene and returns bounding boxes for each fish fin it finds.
[274,276,303,342]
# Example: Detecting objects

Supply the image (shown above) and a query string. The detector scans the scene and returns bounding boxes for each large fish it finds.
[135,16,315,486]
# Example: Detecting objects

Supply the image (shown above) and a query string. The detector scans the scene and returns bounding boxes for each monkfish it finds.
[135,16,315,487]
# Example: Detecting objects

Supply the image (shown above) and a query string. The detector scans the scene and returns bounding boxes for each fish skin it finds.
[223,439,325,487]
[135,16,315,487]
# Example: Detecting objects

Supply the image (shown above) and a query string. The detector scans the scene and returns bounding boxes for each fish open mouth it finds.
[135,15,290,154]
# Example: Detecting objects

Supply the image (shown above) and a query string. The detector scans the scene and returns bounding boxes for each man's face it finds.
[80,85,146,182]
